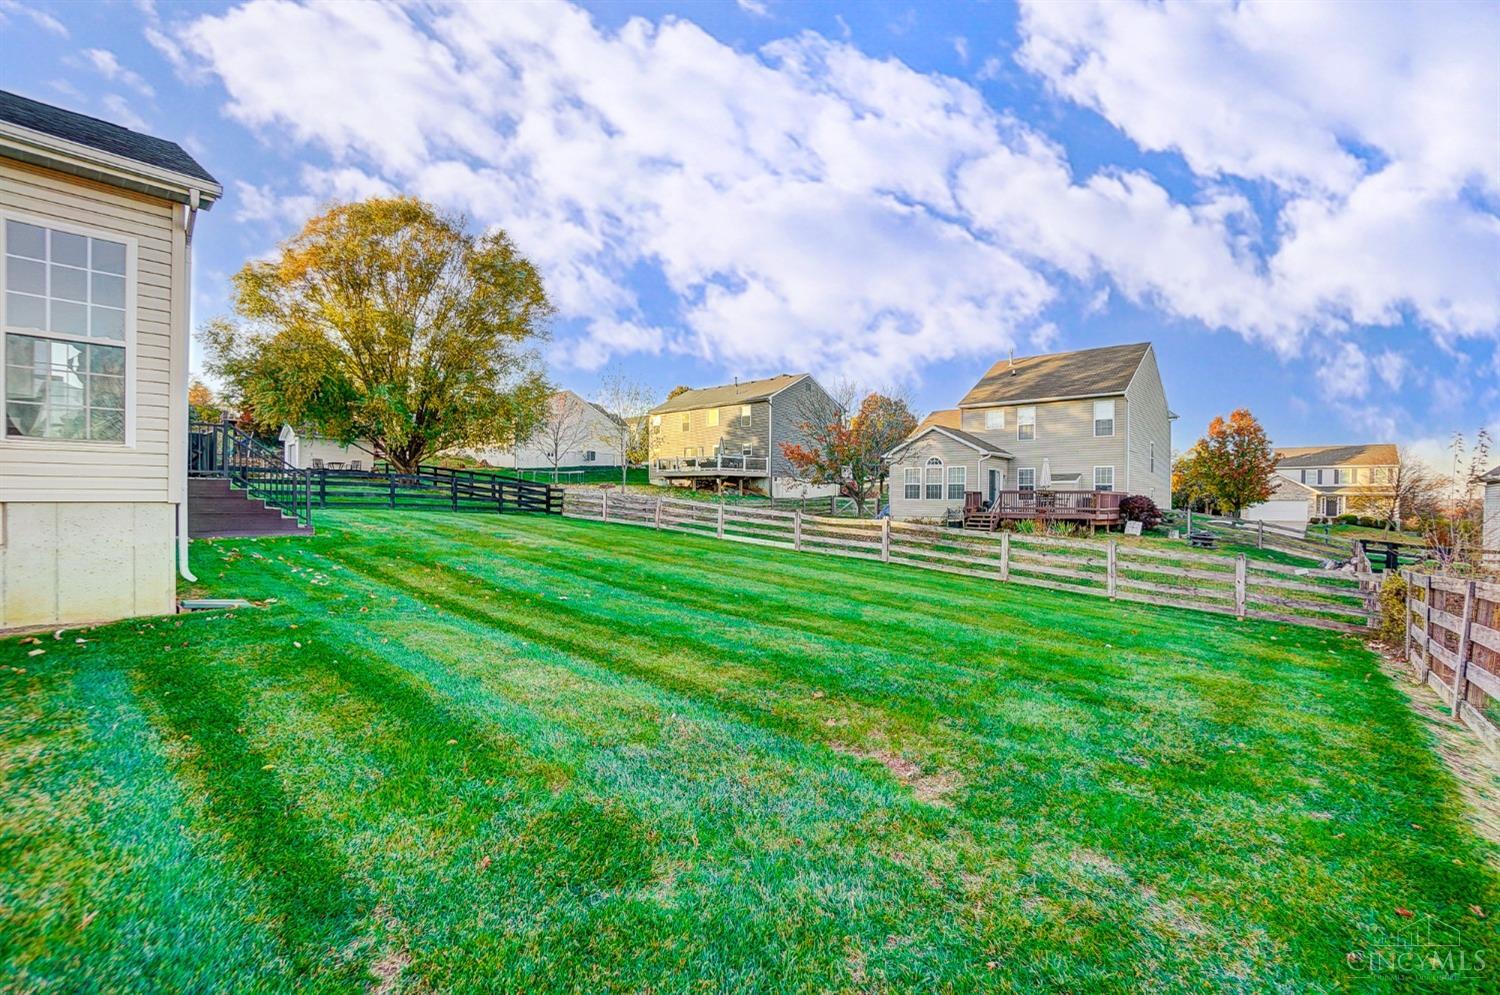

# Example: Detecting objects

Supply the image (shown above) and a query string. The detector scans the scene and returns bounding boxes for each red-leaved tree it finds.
[781,387,916,515]
[1197,408,1277,516]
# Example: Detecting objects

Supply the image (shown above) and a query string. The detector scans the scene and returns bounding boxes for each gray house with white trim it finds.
[885,342,1172,520]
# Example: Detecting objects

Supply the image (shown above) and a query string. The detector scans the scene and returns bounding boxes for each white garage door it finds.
[1242,500,1309,527]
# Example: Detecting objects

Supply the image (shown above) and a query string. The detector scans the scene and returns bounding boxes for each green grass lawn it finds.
[2,510,1496,992]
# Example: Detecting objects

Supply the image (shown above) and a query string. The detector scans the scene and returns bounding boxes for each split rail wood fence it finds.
[565,492,1376,634]
[1402,571,1500,753]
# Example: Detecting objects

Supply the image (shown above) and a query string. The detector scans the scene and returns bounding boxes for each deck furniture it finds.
[1188,531,1218,549]
[965,489,1124,531]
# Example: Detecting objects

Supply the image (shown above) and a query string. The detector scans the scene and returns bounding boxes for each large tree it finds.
[203,197,553,472]
[1347,445,1439,527]
[1193,408,1277,517]
[780,385,917,515]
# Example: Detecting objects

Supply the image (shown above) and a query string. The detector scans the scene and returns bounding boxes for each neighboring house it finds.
[1268,444,1398,520]
[1483,465,1499,566]
[884,342,1172,520]
[0,90,220,628]
[465,390,624,469]
[278,424,377,469]
[647,374,839,497]
[1239,474,1316,530]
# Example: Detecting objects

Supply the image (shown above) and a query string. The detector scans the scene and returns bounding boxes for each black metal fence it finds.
[309,464,562,515]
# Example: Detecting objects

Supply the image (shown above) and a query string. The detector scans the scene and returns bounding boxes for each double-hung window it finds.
[1094,466,1114,492]
[680,412,691,431]
[903,467,920,500]
[1017,467,1036,492]
[3,218,131,443]
[1017,406,1036,441]
[1334,467,1352,484]
[984,408,1005,430]
[739,404,752,428]
[707,407,719,427]
[946,465,966,500]
[924,457,943,499]
[1093,399,1114,437]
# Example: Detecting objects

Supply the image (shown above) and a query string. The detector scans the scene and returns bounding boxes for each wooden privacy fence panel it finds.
[1403,571,1500,753]
[564,492,1374,634]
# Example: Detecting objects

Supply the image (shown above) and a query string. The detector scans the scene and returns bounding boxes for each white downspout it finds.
[177,189,201,582]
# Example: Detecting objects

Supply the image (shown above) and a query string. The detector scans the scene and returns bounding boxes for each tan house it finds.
[1269,444,1398,521]
[885,342,1172,521]
[1,91,220,628]
[277,424,377,470]
[1482,465,1498,565]
[465,390,624,470]
[647,374,839,497]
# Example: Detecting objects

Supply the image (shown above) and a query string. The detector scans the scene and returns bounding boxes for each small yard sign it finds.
[1124,521,1143,536]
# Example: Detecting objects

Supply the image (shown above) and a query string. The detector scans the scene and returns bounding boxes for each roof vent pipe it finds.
[1008,349,1017,375]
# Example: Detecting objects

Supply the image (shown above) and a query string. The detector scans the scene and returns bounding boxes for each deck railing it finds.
[992,489,1124,518]
[189,420,314,527]
[652,455,769,474]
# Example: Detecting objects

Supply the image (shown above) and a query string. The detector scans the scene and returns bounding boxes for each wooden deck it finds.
[963,489,1124,530]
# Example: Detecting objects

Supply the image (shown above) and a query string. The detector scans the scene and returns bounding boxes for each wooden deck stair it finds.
[188,477,313,538]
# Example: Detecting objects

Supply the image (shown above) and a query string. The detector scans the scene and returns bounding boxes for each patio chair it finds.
[349,459,362,471]
[310,458,324,469]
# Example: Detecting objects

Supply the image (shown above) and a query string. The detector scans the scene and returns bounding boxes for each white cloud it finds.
[171,0,1498,395]
[99,93,151,132]
[81,48,156,97]
[0,0,68,37]
[735,0,769,18]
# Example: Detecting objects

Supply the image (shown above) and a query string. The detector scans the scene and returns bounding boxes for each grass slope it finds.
[2,510,1495,993]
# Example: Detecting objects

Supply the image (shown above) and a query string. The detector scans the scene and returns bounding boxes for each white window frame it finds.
[1017,467,1036,492]
[650,414,662,428]
[706,407,719,427]
[903,466,920,500]
[1092,399,1115,437]
[739,404,752,428]
[1,209,138,449]
[1017,405,1036,441]
[983,408,1005,430]
[583,450,596,463]
[1094,465,1114,492]
[924,456,943,500]
[1334,467,1352,485]
[946,464,967,500]
[680,412,691,431]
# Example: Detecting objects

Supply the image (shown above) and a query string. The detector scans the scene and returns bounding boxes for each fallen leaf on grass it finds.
[1395,907,1414,918]
[1471,905,1486,918]
[27,649,44,657]
[477,855,492,871]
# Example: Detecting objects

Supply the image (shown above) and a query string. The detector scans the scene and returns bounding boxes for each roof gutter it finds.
[0,120,222,206]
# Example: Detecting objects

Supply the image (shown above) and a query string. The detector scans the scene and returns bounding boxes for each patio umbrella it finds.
[1039,458,1052,488]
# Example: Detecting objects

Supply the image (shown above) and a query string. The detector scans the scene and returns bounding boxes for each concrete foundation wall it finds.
[0,502,174,629]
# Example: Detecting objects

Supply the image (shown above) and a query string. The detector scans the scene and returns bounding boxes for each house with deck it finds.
[1268,444,1398,521]
[647,374,839,497]
[0,91,220,628]
[885,342,1172,527]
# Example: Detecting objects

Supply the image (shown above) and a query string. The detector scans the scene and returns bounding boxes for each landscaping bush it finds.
[1377,571,1409,647]
[1118,494,1163,529]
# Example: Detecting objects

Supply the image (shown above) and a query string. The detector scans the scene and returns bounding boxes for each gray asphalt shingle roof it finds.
[1275,444,1398,467]
[957,342,1151,407]
[650,374,808,415]
[0,89,217,185]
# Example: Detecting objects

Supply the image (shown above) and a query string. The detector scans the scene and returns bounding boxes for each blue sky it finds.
[2,0,1497,461]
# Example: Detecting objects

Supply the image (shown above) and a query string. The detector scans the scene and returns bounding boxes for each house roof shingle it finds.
[957,342,1152,407]
[0,89,218,186]
[915,408,961,432]
[650,374,808,415]
[1275,444,1398,467]
[886,423,1011,458]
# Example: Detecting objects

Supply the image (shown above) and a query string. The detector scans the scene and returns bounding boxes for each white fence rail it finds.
[566,492,1376,634]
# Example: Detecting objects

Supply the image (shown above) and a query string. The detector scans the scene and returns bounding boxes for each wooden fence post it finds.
[1452,579,1477,718]
[450,475,459,511]
[388,472,396,508]
[793,510,803,552]
[999,532,1010,581]
[881,517,891,563]
[1402,571,1413,664]
[1421,574,1434,680]
[654,496,663,529]
[601,489,609,521]
[1106,540,1118,599]
[1234,553,1247,619]
[716,502,725,539]
[1257,520,1265,548]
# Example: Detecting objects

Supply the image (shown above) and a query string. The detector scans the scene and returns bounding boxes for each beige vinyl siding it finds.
[887,433,994,519]
[1483,482,1499,562]
[0,156,181,503]
[958,396,1128,485]
[650,400,769,465]
[1123,346,1171,502]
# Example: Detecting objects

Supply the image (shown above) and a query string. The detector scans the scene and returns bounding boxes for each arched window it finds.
[924,456,943,500]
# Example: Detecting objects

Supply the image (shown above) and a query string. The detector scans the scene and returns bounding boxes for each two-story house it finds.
[647,374,839,497]
[884,342,1172,522]
[1270,444,1399,521]
[464,390,624,470]
[1,91,220,628]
